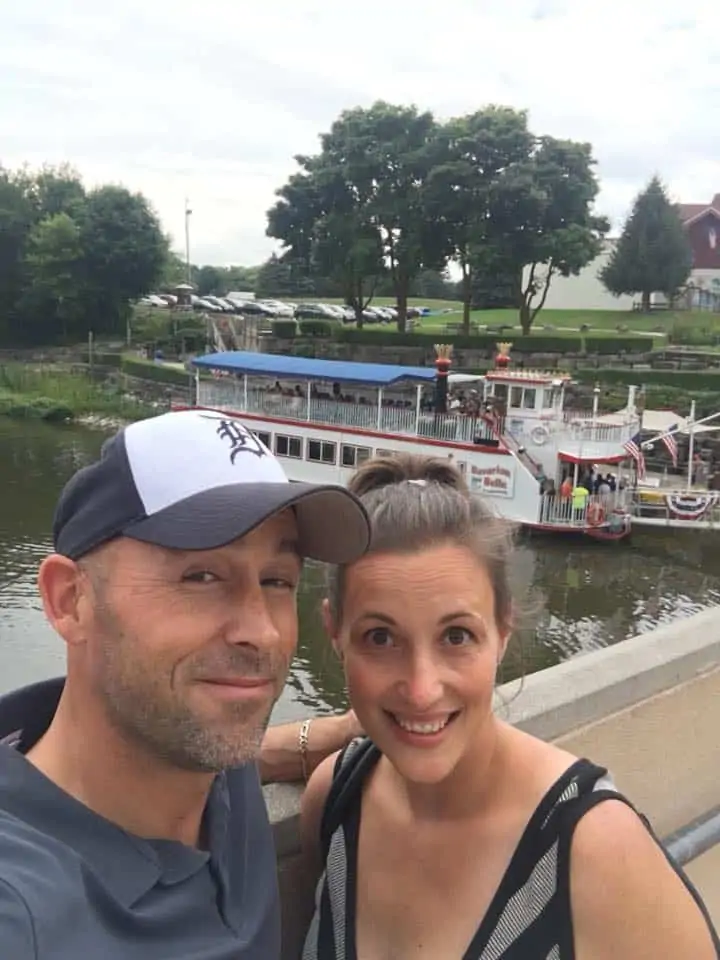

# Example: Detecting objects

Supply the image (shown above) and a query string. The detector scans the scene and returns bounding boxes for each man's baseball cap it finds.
[52,408,371,563]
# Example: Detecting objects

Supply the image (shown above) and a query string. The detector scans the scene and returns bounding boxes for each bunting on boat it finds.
[664,492,719,520]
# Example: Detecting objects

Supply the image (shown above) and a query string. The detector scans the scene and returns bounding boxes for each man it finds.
[0,408,371,959]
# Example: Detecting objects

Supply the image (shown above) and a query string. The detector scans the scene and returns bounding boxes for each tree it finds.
[268,161,385,326]
[324,102,445,331]
[269,102,446,331]
[27,164,86,220]
[0,169,35,341]
[196,264,223,296]
[412,268,456,300]
[600,176,693,311]
[80,185,168,336]
[425,106,533,333]
[21,213,84,341]
[488,137,609,333]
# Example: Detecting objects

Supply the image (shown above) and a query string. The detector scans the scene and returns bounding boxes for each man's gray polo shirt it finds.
[0,678,280,959]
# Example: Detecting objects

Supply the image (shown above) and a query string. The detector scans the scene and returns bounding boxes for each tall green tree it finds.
[600,176,693,311]
[269,102,446,330]
[325,102,445,330]
[488,137,609,333]
[0,169,35,341]
[80,185,168,335]
[268,161,384,325]
[196,264,223,296]
[21,213,84,341]
[425,106,533,333]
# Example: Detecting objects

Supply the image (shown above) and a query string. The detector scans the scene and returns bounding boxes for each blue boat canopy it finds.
[191,351,437,386]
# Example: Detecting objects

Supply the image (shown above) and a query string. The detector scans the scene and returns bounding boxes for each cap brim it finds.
[120,482,370,564]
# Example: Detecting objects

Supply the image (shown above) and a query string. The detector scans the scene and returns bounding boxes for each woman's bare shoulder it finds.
[570,799,717,959]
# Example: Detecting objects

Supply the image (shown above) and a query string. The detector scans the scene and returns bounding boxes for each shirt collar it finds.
[0,678,230,908]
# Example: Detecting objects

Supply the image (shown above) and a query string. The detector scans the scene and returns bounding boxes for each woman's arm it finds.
[278,751,340,960]
[571,799,718,959]
[258,711,361,784]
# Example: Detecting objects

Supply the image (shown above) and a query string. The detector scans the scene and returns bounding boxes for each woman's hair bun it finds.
[348,453,469,498]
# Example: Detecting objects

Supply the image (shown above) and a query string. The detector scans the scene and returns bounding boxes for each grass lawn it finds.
[411,307,681,337]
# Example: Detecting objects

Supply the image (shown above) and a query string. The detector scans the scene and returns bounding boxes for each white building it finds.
[521,240,635,312]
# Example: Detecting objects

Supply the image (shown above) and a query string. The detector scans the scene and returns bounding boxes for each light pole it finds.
[184,199,192,283]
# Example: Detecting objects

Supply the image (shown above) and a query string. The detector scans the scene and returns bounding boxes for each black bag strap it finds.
[319,737,378,859]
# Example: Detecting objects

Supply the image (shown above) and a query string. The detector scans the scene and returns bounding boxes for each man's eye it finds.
[261,577,296,590]
[182,571,219,584]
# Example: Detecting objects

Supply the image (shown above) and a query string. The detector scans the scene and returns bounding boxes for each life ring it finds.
[586,502,606,527]
[530,425,550,446]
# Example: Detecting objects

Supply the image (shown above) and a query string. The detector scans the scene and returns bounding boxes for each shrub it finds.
[271,320,298,339]
[298,318,336,337]
[334,328,652,355]
[120,357,191,387]
[82,351,123,367]
[0,390,74,421]
[575,368,720,391]
[583,337,652,355]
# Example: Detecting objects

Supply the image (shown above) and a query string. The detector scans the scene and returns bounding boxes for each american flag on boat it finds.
[623,433,646,479]
[661,427,679,467]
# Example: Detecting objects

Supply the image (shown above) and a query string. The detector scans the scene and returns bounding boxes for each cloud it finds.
[1,0,718,265]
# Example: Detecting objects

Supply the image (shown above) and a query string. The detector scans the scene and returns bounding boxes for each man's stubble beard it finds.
[91,598,285,773]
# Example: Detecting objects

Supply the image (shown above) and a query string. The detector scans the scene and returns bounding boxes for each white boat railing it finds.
[538,491,631,527]
[502,411,640,445]
[197,381,498,444]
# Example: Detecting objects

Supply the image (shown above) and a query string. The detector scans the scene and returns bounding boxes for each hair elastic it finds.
[407,479,427,487]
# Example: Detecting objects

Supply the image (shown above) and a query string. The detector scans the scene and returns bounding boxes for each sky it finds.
[2,0,719,268]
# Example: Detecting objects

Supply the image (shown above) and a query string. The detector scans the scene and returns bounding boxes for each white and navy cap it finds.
[53,408,371,564]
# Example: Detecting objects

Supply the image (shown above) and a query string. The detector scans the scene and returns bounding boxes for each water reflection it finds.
[1,419,719,723]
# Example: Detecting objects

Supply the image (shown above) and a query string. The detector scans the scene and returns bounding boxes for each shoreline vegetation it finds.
[0,365,160,428]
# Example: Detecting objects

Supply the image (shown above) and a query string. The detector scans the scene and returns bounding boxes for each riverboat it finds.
[185,345,650,540]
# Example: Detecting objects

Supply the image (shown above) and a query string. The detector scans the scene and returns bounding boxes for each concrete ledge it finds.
[495,605,720,740]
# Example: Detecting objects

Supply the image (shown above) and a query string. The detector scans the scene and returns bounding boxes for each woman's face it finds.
[328,543,508,786]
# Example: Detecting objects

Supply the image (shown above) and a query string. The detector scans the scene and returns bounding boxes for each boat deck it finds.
[198,381,500,446]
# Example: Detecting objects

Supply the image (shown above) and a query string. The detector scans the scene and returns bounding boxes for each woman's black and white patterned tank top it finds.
[303,737,718,960]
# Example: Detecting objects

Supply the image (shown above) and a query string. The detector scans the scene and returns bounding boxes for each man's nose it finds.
[224,586,281,650]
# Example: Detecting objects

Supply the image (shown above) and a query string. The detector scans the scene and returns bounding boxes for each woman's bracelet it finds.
[298,718,312,783]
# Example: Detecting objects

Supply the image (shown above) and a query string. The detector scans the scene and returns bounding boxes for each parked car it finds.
[258,299,295,317]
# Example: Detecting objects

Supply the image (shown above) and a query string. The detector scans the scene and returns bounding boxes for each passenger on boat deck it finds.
[299,452,720,960]
[0,408,372,960]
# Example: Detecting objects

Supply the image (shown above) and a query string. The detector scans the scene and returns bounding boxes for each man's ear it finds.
[37,554,91,647]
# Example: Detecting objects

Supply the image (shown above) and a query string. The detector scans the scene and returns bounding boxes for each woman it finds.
[300,454,719,960]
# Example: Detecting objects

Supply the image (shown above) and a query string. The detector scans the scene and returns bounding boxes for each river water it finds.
[2,418,719,723]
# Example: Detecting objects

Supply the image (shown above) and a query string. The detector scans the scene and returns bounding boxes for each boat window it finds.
[522,388,537,410]
[508,386,521,408]
[254,431,271,449]
[543,389,554,409]
[341,444,372,468]
[308,439,337,464]
[275,434,302,459]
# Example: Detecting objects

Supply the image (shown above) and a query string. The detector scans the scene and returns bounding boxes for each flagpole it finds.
[686,400,696,491]
[184,198,192,284]
[641,410,720,449]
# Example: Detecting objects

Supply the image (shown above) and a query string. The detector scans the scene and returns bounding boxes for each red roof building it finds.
[676,193,720,272]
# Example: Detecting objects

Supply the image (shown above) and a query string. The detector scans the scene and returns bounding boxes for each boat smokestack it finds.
[495,342,512,370]
[434,344,453,414]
